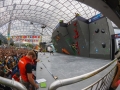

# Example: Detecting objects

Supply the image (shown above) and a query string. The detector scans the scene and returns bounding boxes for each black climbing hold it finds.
[30,22,33,24]
[95,29,99,33]
[118,43,120,46]
[101,29,105,33]
[94,22,96,24]
[102,43,106,48]
[40,67,43,69]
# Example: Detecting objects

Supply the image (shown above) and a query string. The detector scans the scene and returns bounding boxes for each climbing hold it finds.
[102,43,106,48]
[40,67,43,69]
[96,49,98,53]
[73,22,77,26]
[94,22,96,24]
[101,29,105,33]
[95,29,99,33]
[62,48,70,54]
[74,29,77,32]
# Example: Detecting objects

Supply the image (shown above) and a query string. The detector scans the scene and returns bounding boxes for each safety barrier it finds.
[0,76,27,90]
[82,65,116,90]
[49,59,117,90]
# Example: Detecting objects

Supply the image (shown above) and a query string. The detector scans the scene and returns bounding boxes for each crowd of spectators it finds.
[0,46,29,90]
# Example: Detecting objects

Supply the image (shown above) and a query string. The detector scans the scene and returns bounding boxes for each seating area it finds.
[0,46,29,90]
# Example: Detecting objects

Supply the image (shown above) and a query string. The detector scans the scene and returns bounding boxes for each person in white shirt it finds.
[48,47,54,55]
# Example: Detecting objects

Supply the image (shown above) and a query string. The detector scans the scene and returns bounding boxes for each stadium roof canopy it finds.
[0,0,100,42]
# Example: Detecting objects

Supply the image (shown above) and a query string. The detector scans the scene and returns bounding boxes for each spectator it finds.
[49,47,54,55]
[18,51,39,90]
[110,50,120,90]
[32,50,40,71]
[39,48,42,52]
[111,61,120,89]
[12,72,20,82]
[0,70,12,90]
[75,13,80,17]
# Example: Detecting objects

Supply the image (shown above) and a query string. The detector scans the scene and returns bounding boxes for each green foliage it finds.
[59,20,63,22]
[28,44,34,48]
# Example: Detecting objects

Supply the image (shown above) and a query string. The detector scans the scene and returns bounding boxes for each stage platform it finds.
[36,53,113,90]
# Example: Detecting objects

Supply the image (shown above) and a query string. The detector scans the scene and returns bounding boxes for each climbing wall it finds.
[67,18,89,57]
[64,35,76,55]
[52,26,69,37]
[67,20,80,55]
[52,26,75,55]
[77,20,89,57]
[52,38,58,52]
[89,17,114,59]
[52,16,115,60]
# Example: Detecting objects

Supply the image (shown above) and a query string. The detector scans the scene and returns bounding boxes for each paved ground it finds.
[36,52,114,90]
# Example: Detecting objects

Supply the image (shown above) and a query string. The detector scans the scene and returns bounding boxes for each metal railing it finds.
[82,65,116,90]
[49,59,117,90]
[0,76,27,90]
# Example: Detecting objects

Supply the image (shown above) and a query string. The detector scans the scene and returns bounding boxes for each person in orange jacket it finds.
[18,51,39,90]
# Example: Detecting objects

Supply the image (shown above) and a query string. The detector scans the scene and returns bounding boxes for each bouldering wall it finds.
[89,17,114,59]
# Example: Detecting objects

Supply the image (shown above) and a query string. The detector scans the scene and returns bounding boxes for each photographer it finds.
[111,61,120,89]
[110,50,120,90]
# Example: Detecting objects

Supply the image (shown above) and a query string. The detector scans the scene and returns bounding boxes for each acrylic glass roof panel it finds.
[0,0,100,38]
[0,20,52,36]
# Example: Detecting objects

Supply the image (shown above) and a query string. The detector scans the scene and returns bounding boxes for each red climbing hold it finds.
[74,22,77,26]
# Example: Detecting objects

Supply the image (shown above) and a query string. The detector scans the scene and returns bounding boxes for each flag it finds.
[38,36,40,38]
[35,36,37,38]
[24,36,27,38]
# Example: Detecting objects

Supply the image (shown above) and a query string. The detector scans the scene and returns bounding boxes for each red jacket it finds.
[12,74,20,82]
[18,56,32,82]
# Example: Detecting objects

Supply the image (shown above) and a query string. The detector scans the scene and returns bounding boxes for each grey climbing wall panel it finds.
[67,19,89,57]
[52,26,68,37]
[89,17,114,59]
[67,21,76,42]
[77,20,89,57]
[64,35,76,55]
[52,26,73,54]
[107,19,116,59]
[52,31,75,55]
[67,20,80,55]
[52,16,115,60]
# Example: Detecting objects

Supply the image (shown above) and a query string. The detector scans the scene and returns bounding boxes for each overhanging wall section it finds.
[52,26,74,55]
